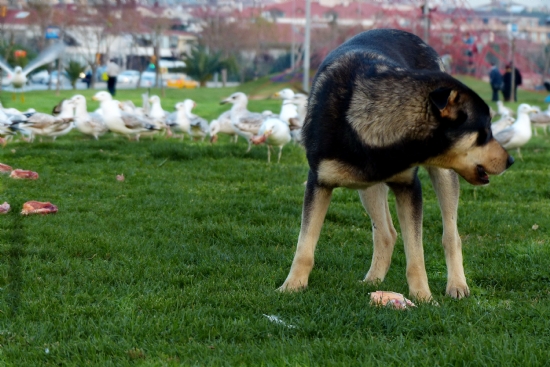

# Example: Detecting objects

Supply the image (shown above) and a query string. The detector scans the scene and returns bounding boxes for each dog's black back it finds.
[303,29,494,184]
[320,29,442,72]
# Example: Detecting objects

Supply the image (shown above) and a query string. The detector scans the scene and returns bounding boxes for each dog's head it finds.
[423,86,513,185]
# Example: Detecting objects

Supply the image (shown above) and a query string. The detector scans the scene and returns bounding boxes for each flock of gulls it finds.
[0,86,548,164]
[0,41,547,164]
[0,88,308,163]
[492,101,549,159]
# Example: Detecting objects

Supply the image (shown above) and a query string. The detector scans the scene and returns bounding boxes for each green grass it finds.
[1,78,550,366]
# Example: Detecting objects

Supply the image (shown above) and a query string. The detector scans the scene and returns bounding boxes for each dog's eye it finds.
[477,128,491,145]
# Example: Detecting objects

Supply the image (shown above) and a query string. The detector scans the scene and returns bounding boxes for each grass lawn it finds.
[1,77,550,366]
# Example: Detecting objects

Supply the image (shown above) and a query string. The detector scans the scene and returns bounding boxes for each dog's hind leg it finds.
[427,167,470,299]
[388,174,432,301]
[279,173,333,291]
[359,184,397,285]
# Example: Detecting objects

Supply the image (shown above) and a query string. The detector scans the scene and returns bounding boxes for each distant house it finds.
[0,5,198,71]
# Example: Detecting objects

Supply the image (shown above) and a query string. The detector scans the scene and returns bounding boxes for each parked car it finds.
[49,71,69,85]
[140,71,159,87]
[1,71,13,86]
[167,75,199,89]
[29,70,50,84]
[118,70,140,84]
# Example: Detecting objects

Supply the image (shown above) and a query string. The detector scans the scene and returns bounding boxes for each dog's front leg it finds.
[359,184,397,284]
[389,176,431,301]
[427,167,469,299]
[278,174,333,291]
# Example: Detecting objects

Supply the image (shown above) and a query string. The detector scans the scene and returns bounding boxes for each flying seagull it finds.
[0,43,65,102]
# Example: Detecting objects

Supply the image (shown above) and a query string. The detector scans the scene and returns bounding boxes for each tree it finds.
[26,0,56,90]
[68,3,127,89]
[143,15,175,96]
[182,46,225,87]
[194,8,275,82]
[65,60,85,90]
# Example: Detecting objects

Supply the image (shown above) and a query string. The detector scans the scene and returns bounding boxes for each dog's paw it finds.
[446,283,470,299]
[277,279,308,292]
[408,288,433,303]
[362,273,384,285]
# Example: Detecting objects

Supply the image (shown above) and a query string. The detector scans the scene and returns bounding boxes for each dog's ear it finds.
[429,87,458,118]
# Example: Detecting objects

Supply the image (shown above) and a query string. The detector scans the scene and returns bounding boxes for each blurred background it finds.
[0,0,548,91]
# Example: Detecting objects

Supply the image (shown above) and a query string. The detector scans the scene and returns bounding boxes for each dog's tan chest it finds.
[317,160,373,189]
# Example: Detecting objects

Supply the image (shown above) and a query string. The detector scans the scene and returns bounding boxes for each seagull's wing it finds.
[48,120,72,133]
[288,117,302,130]
[219,113,232,126]
[0,56,14,75]
[165,112,177,126]
[531,113,550,124]
[26,113,57,127]
[88,113,107,129]
[122,100,137,112]
[120,113,148,130]
[22,43,65,76]
[235,113,265,134]
[201,118,210,131]
[494,127,515,146]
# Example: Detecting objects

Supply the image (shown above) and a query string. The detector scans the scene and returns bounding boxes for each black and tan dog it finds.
[278,29,514,301]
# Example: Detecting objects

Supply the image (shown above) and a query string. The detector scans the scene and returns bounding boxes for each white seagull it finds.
[92,91,158,140]
[0,102,35,117]
[221,92,265,152]
[165,101,191,140]
[252,117,292,163]
[70,95,108,140]
[185,100,209,141]
[209,110,238,143]
[135,95,166,139]
[273,88,299,125]
[490,114,515,135]
[148,95,168,130]
[494,103,537,160]
[273,88,295,101]
[0,43,65,102]
[288,93,308,144]
[529,105,550,136]
[46,99,74,140]
[11,110,72,142]
[496,101,514,117]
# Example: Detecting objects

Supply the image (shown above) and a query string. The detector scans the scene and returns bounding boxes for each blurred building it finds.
[0,4,198,70]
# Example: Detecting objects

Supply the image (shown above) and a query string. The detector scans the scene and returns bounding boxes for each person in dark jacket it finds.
[488,63,503,101]
[502,63,522,102]
[84,70,92,89]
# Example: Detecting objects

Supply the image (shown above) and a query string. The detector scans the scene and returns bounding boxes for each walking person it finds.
[84,70,92,89]
[488,63,503,102]
[106,59,120,96]
[503,63,522,102]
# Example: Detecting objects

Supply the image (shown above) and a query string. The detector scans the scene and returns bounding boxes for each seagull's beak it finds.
[273,92,280,98]
[210,135,218,143]
[264,129,273,137]
[220,98,229,105]
[92,96,98,101]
